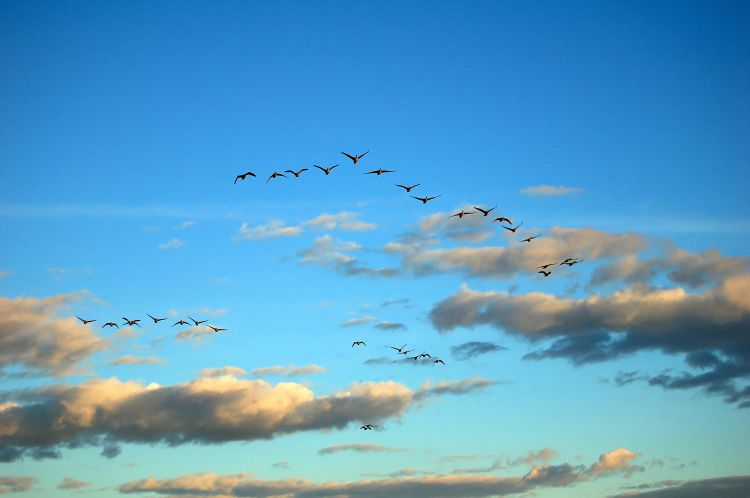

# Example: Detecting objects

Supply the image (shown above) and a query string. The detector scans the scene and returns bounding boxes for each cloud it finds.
[609,475,750,498]
[175,326,215,342]
[251,365,326,377]
[174,220,197,230]
[236,212,377,242]
[508,448,558,467]
[303,212,377,232]
[157,238,186,250]
[235,220,302,241]
[299,235,399,278]
[415,377,498,400]
[0,476,36,494]
[364,357,435,367]
[340,317,377,328]
[110,355,165,366]
[451,341,507,361]
[46,267,94,277]
[200,366,247,378]
[271,461,289,469]
[0,292,107,377]
[117,448,640,497]
[417,208,495,243]
[318,443,406,456]
[519,185,583,196]
[375,321,407,331]
[58,477,90,490]
[381,298,411,308]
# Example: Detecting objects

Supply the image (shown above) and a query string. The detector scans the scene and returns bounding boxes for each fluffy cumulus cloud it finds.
[302,212,377,232]
[318,443,406,456]
[118,448,639,497]
[0,292,106,377]
[519,185,583,196]
[610,475,750,498]
[0,476,36,494]
[0,374,491,461]
[299,235,399,278]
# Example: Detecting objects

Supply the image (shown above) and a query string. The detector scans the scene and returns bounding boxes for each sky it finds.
[0,1,749,497]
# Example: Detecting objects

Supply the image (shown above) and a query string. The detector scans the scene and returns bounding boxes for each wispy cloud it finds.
[58,477,90,490]
[519,185,583,196]
[251,365,326,377]
[451,341,507,361]
[318,443,406,455]
[375,321,407,331]
[174,220,197,230]
[110,355,165,366]
[235,220,302,240]
[340,316,377,328]
[235,211,377,242]
[157,238,186,250]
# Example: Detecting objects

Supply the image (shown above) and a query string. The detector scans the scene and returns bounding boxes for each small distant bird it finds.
[102,322,119,329]
[234,171,256,184]
[188,316,208,326]
[450,210,474,219]
[147,313,168,324]
[341,151,369,164]
[398,349,414,356]
[396,183,420,192]
[537,263,556,270]
[314,164,338,175]
[365,168,394,176]
[538,270,552,277]
[561,257,577,264]
[122,317,141,327]
[474,206,496,217]
[406,355,420,361]
[493,216,513,225]
[360,424,375,430]
[207,325,226,333]
[418,352,431,359]
[411,195,441,204]
[433,359,446,365]
[520,234,541,243]
[390,344,407,353]
[267,171,287,182]
[502,221,524,233]
[76,316,95,325]
[173,319,191,327]
[285,168,308,177]
[352,341,366,347]
[561,259,584,267]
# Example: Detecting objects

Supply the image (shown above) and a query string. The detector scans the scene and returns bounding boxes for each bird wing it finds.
[358,151,370,159]
[341,152,356,161]
[366,170,378,175]
[314,165,326,172]
[396,184,407,190]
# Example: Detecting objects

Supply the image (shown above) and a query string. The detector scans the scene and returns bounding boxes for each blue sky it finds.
[1,1,749,497]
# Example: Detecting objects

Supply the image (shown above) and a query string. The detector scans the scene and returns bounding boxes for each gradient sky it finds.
[1,1,749,497]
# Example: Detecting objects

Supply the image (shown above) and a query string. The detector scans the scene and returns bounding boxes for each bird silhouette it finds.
[352,341,366,347]
[284,168,308,177]
[474,206,496,216]
[234,171,256,184]
[537,263,556,270]
[147,313,168,324]
[450,210,474,218]
[538,270,552,277]
[520,234,541,243]
[360,424,375,430]
[493,216,513,225]
[188,316,208,326]
[341,151,369,164]
[396,183,420,192]
[207,325,226,333]
[314,164,338,175]
[399,349,414,356]
[390,344,407,353]
[267,171,287,182]
[411,195,441,204]
[561,259,584,267]
[365,168,394,176]
[418,352,432,359]
[433,359,446,365]
[561,257,576,264]
[406,354,420,361]
[102,322,119,329]
[502,221,524,233]
[76,316,95,325]
[122,317,141,327]
[173,319,191,327]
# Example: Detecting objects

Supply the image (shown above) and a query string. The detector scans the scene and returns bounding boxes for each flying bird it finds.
[398,349,414,356]
[76,316,95,325]
[493,216,513,224]
[537,263,556,270]
[520,234,541,243]
[561,259,584,267]
[365,168,395,176]
[267,171,287,182]
[502,221,524,233]
[173,319,191,327]
[122,319,141,327]
[474,206,496,217]
[406,355,420,361]
[433,359,446,365]
[314,164,338,175]
[207,325,226,333]
[352,341,366,347]
[411,195,441,204]
[285,168,308,177]
[390,344,407,353]
[102,322,119,329]
[147,313,168,324]
[538,270,552,277]
[561,257,576,264]
[450,210,474,219]
[234,171,256,184]
[341,151,369,164]
[360,424,375,430]
[396,183,420,192]
[188,316,208,326]
[418,352,432,359]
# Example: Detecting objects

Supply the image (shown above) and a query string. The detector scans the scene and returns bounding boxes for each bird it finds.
[390,344,407,353]
[396,183,420,192]
[314,164,338,175]
[352,341,366,347]
[365,168,394,176]
[418,352,432,359]
[411,195,441,204]
[188,316,208,326]
[493,216,513,225]
[450,210,474,219]
[433,359,446,365]
[474,206,496,217]
[398,349,414,356]
[502,221,524,233]
[173,319,191,327]
[360,424,375,430]
[538,270,552,277]
[537,263,556,270]
[102,322,119,329]
[122,317,141,327]
[234,171,256,184]
[285,168,308,177]
[147,313,168,324]
[207,325,226,333]
[267,171,287,182]
[341,151,369,164]
[561,257,577,264]
[520,234,541,243]
[76,316,95,325]
[406,355,420,361]
[561,259,584,267]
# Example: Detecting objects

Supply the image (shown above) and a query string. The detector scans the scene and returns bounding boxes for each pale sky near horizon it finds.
[1,1,749,497]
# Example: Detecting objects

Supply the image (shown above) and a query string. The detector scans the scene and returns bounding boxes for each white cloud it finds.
[157,238,186,250]
[519,185,583,196]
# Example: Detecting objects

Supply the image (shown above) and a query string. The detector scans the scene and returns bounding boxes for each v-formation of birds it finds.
[78,314,226,333]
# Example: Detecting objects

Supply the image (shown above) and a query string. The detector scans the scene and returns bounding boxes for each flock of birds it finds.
[76,314,226,333]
